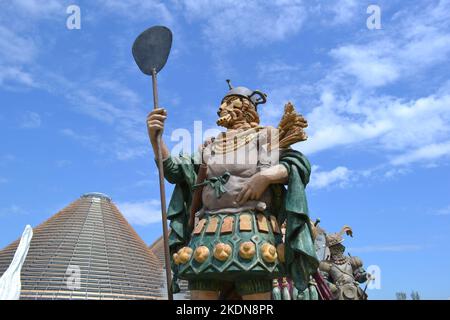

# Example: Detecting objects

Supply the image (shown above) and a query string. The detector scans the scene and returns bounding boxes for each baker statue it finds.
[146,81,318,300]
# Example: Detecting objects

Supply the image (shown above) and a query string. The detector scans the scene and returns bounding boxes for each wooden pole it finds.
[151,68,173,300]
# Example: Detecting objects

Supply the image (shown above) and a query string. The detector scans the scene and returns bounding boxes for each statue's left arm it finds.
[236,164,288,204]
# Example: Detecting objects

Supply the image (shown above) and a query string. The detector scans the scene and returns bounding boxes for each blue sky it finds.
[1,0,450,299]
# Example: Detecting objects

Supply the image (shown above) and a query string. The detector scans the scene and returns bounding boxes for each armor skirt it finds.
[174,210,285,283]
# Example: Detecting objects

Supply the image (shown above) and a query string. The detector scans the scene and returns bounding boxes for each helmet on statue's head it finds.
[326,233,344,247]
[326,225,353,247]
[222,79,267,109]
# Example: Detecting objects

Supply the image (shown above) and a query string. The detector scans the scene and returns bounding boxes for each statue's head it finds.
[217,80,267,129]
[326,225,353,256]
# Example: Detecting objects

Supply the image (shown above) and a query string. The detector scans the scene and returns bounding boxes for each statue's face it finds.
[330,243,345,257]
[216,96,260,129]
[216,96,244,128]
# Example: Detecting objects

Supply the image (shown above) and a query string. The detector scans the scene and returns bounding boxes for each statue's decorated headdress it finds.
[222,79,267,109]
[326,225,353,247]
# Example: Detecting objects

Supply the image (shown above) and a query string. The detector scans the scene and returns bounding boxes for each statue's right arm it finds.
[147,108,169,159]
[147,108,184,184]
[350,256,368,283]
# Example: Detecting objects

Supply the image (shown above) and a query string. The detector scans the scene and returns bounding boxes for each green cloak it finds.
[162,149,318,293]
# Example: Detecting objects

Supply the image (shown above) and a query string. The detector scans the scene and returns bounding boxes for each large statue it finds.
[319,226,370,300]
[147,82,318,300]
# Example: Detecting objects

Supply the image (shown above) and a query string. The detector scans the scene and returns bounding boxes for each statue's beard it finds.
[216,109,245,128]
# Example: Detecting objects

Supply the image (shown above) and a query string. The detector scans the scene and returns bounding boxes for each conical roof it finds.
[149,235,190,300]
[0,193,164,300]
[149,235,166,267]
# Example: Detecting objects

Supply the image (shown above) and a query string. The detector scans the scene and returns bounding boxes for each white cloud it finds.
[93,79,141,107]
[0,67,36,88]
[257,61,303,80]
[257,1,450,170]
[115,147,148,161]
[434,205,450,216]
[0,26,37,65]
[266,2,450,176]
[390,141,450,166]
[11,0,63,17]
[0,26,38,88]
[55,76,149,151]
[61,128,98,144]
[383,167,410,179]
[2,0,450,175]
[330,2,450,88]
[179,0,363,49]
[302,90,450,157]
[327,0,358,25]
[0,2,151,161]
[134,179,154,188]
[330,43,400,88]
[20,111,41,129]
[0,154,16,165]
[204,4,450,187]
[179,0,306,48]
[309,165,351,189]
[116,199,162,226]
[65,89,122,125]
[45,74,149,161]
[0,204,28,217]
[60,128,110,154]
[95,0,173,24]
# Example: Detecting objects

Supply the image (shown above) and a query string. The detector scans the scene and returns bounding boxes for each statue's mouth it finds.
[217,114,232,126]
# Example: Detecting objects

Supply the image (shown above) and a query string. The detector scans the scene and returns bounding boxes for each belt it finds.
[193,171,231,198]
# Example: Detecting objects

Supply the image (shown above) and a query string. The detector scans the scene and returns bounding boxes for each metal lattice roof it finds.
[0,194,164,300]
[149,235,190,300]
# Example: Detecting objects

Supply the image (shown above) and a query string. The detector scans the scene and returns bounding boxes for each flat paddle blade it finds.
[132,26,172,75]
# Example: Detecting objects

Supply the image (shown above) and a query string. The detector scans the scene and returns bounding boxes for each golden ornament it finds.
[175,247,193,265]
[213,243,232,261]
[239,241,256,260]
[173,253,180,265]
[193,246,210,263]
[261,243,277,263]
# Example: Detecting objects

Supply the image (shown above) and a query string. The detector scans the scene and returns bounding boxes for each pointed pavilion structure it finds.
[150,235,190,300]
[0,192,164,300]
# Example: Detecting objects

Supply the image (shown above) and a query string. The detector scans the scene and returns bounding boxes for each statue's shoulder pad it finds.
[319,260,332,272]
[349,256,363,269]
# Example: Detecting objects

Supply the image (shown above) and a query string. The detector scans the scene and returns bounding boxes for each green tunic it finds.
[163,149,318,293]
